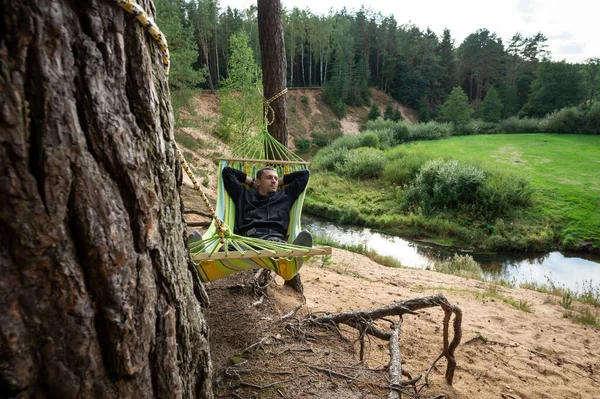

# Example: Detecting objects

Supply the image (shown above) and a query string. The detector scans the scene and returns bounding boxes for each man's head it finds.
[255,166,279,195]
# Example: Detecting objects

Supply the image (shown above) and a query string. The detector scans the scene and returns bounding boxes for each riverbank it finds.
[305,134,600,254]
[205,248,600,398]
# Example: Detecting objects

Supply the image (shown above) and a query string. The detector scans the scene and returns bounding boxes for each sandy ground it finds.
[201,248,600,399]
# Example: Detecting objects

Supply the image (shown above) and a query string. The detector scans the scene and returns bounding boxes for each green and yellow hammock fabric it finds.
[183,129,331,282]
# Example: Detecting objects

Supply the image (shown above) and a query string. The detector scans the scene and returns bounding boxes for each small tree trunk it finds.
[0,1,212,397]
[257,0,288,148]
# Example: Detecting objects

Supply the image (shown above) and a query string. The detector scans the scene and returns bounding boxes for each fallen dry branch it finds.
[299,293,462,398]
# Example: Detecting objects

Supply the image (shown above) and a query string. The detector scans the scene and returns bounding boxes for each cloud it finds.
[549,32,574,40]
[517,0,537,14]
[522,15,534,24]
[559,42,585,54]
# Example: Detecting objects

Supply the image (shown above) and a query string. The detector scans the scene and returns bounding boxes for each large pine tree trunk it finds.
[0,1,213,397]
[258,0,288,147]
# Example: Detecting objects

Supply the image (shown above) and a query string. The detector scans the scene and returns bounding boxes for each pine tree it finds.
[441,86,473,125]
[480,86,503,122]
[368,102,381,120]
[155,0,204,90]
[217,31,263,141]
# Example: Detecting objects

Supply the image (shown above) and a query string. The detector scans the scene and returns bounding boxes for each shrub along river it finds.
[303,214,600,292]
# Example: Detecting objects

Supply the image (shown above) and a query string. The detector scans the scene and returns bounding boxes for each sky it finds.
[219,0,599,64]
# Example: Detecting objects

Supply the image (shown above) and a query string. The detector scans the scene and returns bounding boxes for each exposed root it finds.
[294,293,462,398]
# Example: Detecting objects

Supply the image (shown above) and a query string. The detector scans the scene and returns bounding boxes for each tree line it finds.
[158,0,600,121]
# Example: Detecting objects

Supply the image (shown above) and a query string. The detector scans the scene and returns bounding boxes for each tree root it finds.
[296,293,462,398]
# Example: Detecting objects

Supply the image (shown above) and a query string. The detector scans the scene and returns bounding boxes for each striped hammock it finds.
[188,128,331,282]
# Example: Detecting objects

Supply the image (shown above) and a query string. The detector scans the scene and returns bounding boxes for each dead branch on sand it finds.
[293,293,462,399]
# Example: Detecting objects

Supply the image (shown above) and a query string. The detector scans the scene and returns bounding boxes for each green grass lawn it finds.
[410,134,600,245]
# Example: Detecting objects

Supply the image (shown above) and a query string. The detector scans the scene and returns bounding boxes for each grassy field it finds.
[412,134,600,246]
[305,133,599,251]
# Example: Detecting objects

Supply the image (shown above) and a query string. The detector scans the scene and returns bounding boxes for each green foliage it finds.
[296,138,311,149]
[383,151,431,186]
[476,168,533,218]
[383,101,394,120]
[311,130,343,147]
[587,102,600,134]
[175,132,201,150]
[155,0,205,90]
[433,254,483,279]
[363,119,410,144]
[480,86,503,122]
[330,134,361,150]
[563,308,600,327]
[560,290,574,309]
[217,31,262,141]
[461,120,502,135]
[500,116,541,133]
[358,132,380,148]
[301,95,309,108]
[367,103,381,121]
[523,61,585,117]
[405,159,486,211]
[383,102,402,122]
[409,121,452,140]
[311,147,348,171]
[539,106,586,133]
[441,86,473,125]
[338,147,387,179]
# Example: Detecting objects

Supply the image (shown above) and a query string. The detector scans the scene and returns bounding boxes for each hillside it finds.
[176,90,600,399]
[177,87,415,226]
[286,87,417,146]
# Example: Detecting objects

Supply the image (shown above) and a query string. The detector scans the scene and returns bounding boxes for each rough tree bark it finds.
[257,0,288,147]
[0,0,213,397]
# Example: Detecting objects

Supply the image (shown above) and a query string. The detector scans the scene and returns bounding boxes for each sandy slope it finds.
[202,248,600,398]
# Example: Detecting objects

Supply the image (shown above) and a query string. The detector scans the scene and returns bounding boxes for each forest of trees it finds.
[158,0,599,122]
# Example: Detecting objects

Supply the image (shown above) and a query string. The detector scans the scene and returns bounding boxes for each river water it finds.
[302,214,600,292]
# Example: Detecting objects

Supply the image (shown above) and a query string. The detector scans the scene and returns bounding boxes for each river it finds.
[302,214,600,293]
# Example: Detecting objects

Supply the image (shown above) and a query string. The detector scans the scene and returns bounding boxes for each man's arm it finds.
[222,166,252,200]
[281,169,310,200]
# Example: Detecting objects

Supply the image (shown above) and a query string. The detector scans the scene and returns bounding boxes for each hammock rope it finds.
[263,88,288,125]
[113,0,170,75]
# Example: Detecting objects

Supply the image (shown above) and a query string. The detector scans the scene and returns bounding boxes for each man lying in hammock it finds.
[220,165,312,247]
[189,165,312,292]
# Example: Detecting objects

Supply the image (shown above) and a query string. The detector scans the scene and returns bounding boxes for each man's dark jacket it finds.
[222,167,310,240]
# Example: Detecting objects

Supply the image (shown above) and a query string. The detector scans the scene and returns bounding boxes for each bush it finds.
[409,121,453,141]
[311,130,343,147]
[363,117,398,132]
[296,138,310,149]
[476,169,533,218]
[311,146,348,171]
[362,118,411,145]
[500,116,541,133]
[330,134,361,151]
[367,103,381,121]
[406,159,486,211]
[383,152,430,186]
[338,147,387,179]
[472,120,502,135]
[358,132,380,148]
[539,106,586,133]
[301,95,309,107]
[586,102,600,134]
